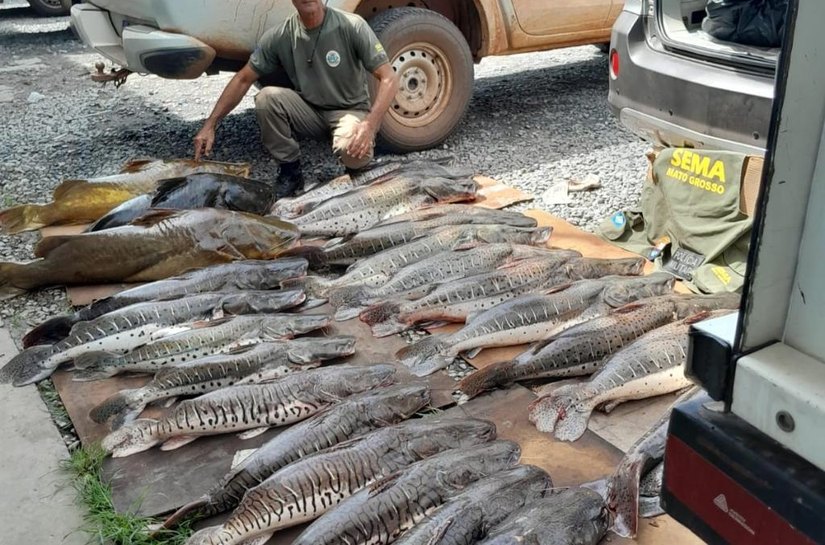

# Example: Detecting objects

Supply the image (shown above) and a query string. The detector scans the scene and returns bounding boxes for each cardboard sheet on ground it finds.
[52,313,456,516]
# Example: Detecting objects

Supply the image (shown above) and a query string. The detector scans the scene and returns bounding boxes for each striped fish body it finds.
[20,258,309,349]
[292,177,478,237]
[458,297,682,398]
[102,364,397,457]
[292,441,524,545]
[89,337,356,428]
[478,489,608,545]
[528,313,735,441]
[74,314,331,377]
[185,416,498,545]
[393,465,552,545]
[371,204,537,228]
[167,384,433,524]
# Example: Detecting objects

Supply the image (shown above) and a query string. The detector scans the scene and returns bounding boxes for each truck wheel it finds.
[27,0,70,16]
[369,8,474,153]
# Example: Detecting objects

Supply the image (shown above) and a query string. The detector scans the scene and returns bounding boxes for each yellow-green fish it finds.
[0,159,251,233]
[0,209,299,300]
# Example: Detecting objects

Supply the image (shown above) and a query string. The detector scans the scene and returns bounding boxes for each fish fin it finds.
[321,236,346,248]
[683,310,713,325]
[149,176,189,206]
[542,282,574,295]
[119,158,156,173]
[396,336,451,377]
[71,367,122,381]
[22,315,75,348]
[426,516,456,545]
[72,351,125,371]
[237,427,270,440]
[527,387,577,434]
[333,306,367,321]
[553,401,596,442]
[328,285,369,310]
[34,235,75,258]
[0,204,50,234]
[150,324,193,340]
[0,345,55,385]
[279,245,328,270]
[420,320,452,331]
[463,346,483,359]
[160,436,198,451]
[367,471,403,495]
[129,209,183,227]
[601,399,624,414]
[161,397,178,408]
[464,310,483,324]
[457,360,514,399]
[359,301,401,327]
[89,389,142,425]
[52,178,94,199]
[606,458,644,538]
[157,497,211,531]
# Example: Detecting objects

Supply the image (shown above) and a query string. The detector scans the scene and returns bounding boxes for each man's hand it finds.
[346,120,377,159]
[193,124,216,161]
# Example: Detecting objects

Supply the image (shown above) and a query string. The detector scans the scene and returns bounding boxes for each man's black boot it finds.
[275,160,304,199]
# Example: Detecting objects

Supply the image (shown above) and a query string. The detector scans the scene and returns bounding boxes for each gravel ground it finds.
[0,1,648,343]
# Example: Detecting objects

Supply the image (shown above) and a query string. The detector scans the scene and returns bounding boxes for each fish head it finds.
[510,245,582,261]
[602,273,676,307]
[331,364,397,396]
[231,258,308,289]
[402,416,497,457]
[217,212,301,259]
[363,383,431,423]
[0,345,56,386]
[265,314,331,337]
[286,336,357,363]
[421,177,479,203]
[435,440,522,487]
[101,419,162,458]
[219,289,306,315]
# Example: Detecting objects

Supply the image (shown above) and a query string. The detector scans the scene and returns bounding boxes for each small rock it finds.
[27,91,46,103]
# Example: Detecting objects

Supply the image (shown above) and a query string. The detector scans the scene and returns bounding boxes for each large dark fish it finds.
[290,176,479,237]
[393,465,552,545]
[0,159,251,233]
[0,290,306,387]
[478,488,608,545]
[89,336,357,429]
[160,383,432,528]
[184,416,498,545]
[102,364,397,457]
[0,209,300,300]
[291,441,525,545]
[459,293,739,398]
[87,173,276,231]
[21,258,309,348]
[397,274,676,377]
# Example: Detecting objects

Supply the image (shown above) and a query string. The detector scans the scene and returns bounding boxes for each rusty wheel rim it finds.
[389,42,452,129]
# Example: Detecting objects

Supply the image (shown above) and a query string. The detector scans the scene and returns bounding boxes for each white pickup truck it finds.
[71,0,622,152]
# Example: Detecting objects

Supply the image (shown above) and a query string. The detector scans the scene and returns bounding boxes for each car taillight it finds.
[610,49,620,78]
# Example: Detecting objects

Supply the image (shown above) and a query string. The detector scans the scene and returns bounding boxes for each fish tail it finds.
[359,301,402,331]
[0,345,56,386]
[0,204,51,234]
[157,497,213,531]
[396,336,451,377]
[527,387,582,434]
[458,360,516,399]
[329,286,371,321]
[280,245,328,270]
[281,275,333,298]
[0,262,27,301]
[22,315,76,348]
[72,351,125,376]
[89,389,144,428]
[606,459,644,538]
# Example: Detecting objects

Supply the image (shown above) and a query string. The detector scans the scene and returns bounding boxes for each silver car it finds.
[608,0,779,155]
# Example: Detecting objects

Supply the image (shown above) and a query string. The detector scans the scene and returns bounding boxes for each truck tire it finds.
[27,0,70,16]
[369,8,474,153]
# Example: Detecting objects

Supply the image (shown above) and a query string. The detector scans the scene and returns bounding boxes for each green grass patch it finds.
[62,445,194,545]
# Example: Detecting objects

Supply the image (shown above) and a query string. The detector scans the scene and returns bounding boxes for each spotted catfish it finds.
[0,290,306,387]
[71,313,331,380]
[184,416,498,545]
[102,364,397,457]
[290,176,479,237]
[161,383,432,528]
[21,258,309,348]
[361,256,646,338]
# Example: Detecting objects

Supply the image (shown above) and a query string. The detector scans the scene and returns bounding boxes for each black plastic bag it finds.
[703,0,787,48]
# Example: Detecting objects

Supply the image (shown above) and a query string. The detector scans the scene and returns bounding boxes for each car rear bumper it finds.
[608,9,775,156]
[70,3,215,79]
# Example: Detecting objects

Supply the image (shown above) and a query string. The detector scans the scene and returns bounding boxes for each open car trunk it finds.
[654,0,780,73]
